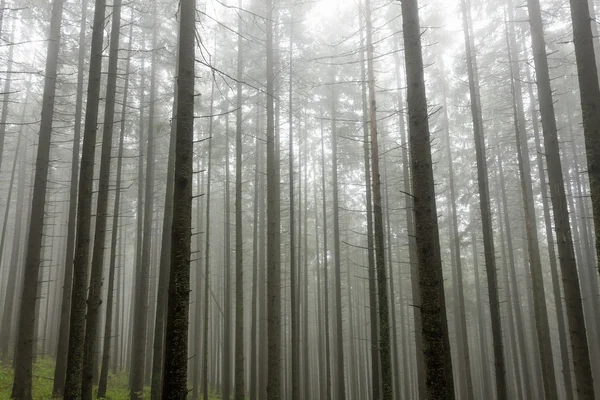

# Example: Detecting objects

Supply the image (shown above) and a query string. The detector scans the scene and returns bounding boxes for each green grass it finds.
[0,357,222,399]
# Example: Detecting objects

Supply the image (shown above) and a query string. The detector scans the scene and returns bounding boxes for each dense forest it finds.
[0,0,599,398]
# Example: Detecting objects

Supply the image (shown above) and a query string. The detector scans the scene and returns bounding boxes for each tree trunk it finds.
[266,0,282,396]
[0,21,13,173]
[10,1,64,398]
[460,2,507,398]
[357,8,380,399]
[288,13,300,400]
[569,0,600,284]
[233,2,245,399]
[505,4,558,398]
[202,77,216,400]
[320,108,332,400]
[401,1,456,398]
[522,44,574,400]
[150,19,178,400]
[80,0,122,397]
[97,6,130,396]
[161,0,195,395]
[525,1,596,398]
[364,1,391,398]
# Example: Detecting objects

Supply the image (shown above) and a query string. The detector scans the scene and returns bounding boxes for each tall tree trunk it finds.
[222,103,232,400]
[438,58,474,400]
[568,0,600,283]
[320,109,332,400]
[131,5,158,397]
[0,102,27,360]
[526,1,596,398]
[523,44,574,400]
[10,1,64,398]
[301,133,310,400]
[288,13,300,400]
[161,0,195,395]
[358,8,380,399]
[97,7,131,396]
[364,1,391,398]
[505,4,558,398]
[249,109,262,400]
[80,0,122,397]
[63,0,106,394]
[150,19,178,400]
[496,152,535,400]
[393,35,425,400]
[233,2,245,399]
[460,2,507,398]
[202,77,216,400]
[329,78,347,400]
[401,1,456,398]
[266,0,282,396]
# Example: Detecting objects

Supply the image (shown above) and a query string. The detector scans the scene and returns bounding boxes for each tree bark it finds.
[401,1,455,398]
[161,0,195,395]
[10,1,63,398]
[526,1,596,398]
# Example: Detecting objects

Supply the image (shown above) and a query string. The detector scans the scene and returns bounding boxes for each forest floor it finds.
[0,357,223,399]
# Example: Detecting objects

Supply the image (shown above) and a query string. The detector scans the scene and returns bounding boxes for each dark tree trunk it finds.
[80,0,122,396]
[401,1,456,398]
[97,6,131,396]
[460,2,507,398]
[202,78,216,400]
[161,0,195,395]
[10,1,64,398]
[63,0,106,395]
[569,0,600,284]
[357,9,380,399]
[233,1,245,398]
[364,1,391,397]
[526,1,595,398]
[152,25,178,400]
[320,109,332,400]
[504,5,558,398]
[288,13,300,400]
[0,99,27,360]
[265,0,282,396]
[131,5,158,397]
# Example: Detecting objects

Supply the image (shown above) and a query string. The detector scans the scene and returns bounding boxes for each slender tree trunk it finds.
[80,0,122,397]
[438,57,474,400]
[364,1,391,397]
[10,1,64,398]
[401,1,456,398]
[0,104,27,360]
[222,103,233,400]
[568,0,600,284]
[329,78,347,400]
[97,8,131,396]
[460,2,507,398]
[161,0,195,395]
[249,110,262,400]
[526,1,596,398]
[132,7,159,399]
[320,109,332,400]
[358,8,380,399]
[266,0,282,396]
[522,45,574,400]
[233,2,245,399]
[202,77,216,400]
[288,13,300,400]
[504,5,558,398]
[150,21,178,400]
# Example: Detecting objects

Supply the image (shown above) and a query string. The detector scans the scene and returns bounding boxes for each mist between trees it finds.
[1,0,600,399]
